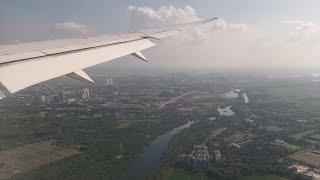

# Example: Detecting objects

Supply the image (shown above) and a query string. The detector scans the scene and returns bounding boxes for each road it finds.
[159,90,196,109]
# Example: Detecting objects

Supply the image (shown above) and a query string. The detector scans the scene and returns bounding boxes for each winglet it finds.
[67,70,94,83]
[132,51,148,62]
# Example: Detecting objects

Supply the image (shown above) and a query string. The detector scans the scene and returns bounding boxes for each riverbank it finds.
[121,121,194,180]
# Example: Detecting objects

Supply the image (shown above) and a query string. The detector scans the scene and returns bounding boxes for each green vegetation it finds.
[0,78,191,179]
[228,131,250,143]
[264,126,283,132]
[238,175,288,180]
[294,129,318,140]
[168,169,210,180]
[209,127,226,140]
[2,72,320,179]
[147,74,320,180]
[285,144,301,151]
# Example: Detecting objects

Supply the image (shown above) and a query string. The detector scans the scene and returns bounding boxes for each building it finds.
[58,91,65,103]
[214,150,221,161]
[40,95,47,103]
[67,98,76,103]
[275,139,286,147]
[175,145,210,170]
[170,73,183,83]
[106,78,114,85]
[313,173,320,180]
[290,164,320,179]
[82,88,90,99]
[193,145,210,170]
[47,95,60,104]
[177,154,194,168]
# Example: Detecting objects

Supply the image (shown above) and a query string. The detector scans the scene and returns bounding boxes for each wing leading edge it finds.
[0,18,218,98]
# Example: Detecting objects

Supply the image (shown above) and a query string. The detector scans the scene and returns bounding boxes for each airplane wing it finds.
[0,18,218,99]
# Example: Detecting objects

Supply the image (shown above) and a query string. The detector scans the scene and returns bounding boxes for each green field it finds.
[264,126,283,132]
[294,129,318,139]
[238,175,288,180]
[168,169,210,180]
[228,131,250,143]
[285,143,301,151]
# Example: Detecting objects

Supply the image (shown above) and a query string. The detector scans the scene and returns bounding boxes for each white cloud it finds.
[212,19,248,32]
[55,22,88,34]
[128,5,199,24]
[128,5,248,32]
[312,73,320,78]
[128,4,248,44]
[281,20,320,42]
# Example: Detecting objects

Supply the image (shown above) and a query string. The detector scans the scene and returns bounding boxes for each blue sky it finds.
[1,0,320,68]
[1,0,320,42]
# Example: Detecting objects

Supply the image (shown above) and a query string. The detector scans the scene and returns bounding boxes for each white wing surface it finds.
[0,18,218,98]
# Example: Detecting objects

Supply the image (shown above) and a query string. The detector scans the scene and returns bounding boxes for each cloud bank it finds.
[125,4,320,69]
[281,20,320,42]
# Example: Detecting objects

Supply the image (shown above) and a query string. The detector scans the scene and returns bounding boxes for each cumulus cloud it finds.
[55,22,88,34]
[128,5,248,32]
[128,5,199,24]
[128,4,248,44]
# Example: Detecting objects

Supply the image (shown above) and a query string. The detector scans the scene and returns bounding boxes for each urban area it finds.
[1,70,320,180]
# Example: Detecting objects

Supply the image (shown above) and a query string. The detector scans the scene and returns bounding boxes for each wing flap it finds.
[67,70,95,83]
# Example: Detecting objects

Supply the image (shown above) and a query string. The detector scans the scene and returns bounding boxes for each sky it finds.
[1,0,320,69]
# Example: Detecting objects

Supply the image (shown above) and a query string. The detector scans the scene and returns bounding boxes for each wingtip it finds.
[205,17,219,23]
[211,17,219,20]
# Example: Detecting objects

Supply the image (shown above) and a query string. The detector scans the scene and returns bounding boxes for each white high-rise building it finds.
[40,95,47,103]
[82,88,90,99]
[106,78,114,85]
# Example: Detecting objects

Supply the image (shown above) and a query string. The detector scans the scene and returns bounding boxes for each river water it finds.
[121,121,194,180]
[243,93,249,103]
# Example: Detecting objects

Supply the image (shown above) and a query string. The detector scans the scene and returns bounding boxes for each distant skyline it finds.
[1,0,320,69]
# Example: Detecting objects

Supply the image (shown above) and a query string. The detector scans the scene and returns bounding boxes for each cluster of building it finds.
[81,88,90,100]
[37,76,121,105]
[106,78,114,86]
[290,164,320,180]
[175,145,210,170]
[40,88,91,104]
[40,91,65,104]
[213,150,221,161]
[274,139,286,147]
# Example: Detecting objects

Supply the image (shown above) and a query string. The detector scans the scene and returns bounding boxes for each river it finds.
[121,121,194,180]
[243,93,250,103]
